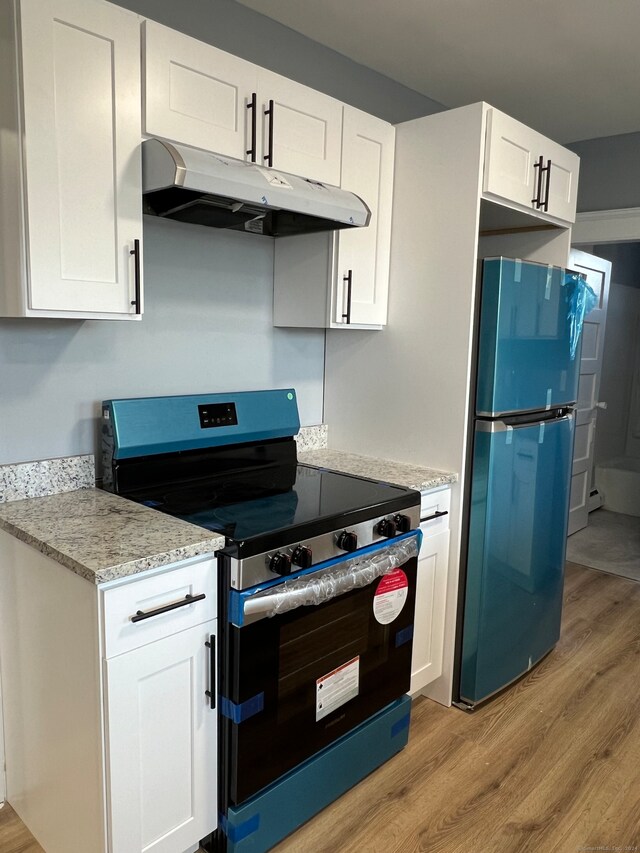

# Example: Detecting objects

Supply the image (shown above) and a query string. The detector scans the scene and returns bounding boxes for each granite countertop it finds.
[298,450,457,492]
[0,488,224,584]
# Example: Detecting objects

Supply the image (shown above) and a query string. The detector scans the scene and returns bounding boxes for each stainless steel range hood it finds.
[142,139,370,237]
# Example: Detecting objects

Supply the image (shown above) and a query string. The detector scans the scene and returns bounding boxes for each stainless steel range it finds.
[102,389,421,853]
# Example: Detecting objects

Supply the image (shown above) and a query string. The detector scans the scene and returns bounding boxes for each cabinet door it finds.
[258,68,343,185]
[483,108,578,224]
[19,0,142,315]
[410,528,450,694]
[105,621,217,853]
[143,20,257,161]
[333,107,394,327]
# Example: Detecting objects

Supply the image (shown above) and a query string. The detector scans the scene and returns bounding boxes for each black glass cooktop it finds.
[136,463,419,556]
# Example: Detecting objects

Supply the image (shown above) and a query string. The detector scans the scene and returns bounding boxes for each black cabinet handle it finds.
[541,158,551,212]
[246,93,257,162]
[264,99,274,167]
[130,592,206,623]
[130,238,141,314]
[205,634,216,709]
[421,510,449,523]
[341,270,352,324]
[531,156,544,208]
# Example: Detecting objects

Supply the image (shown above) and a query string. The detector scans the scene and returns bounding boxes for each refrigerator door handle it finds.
[476,412,574,433]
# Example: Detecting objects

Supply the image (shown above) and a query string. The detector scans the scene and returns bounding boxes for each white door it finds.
[333,106,394,327]
[143,20,258,161]
[19,0,142,315]
[257,68,343,185]
[567,249,612,536]
[105,621,217,853]
[410,528,450,694]
[483,108,579,224]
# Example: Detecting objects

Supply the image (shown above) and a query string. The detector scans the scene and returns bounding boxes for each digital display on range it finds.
[198,402,238,429]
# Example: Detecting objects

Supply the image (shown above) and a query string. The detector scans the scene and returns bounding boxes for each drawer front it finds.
[102,557,217,658]
[420,487,451,537]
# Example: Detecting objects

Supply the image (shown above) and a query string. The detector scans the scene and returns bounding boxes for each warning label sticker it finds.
[316,656,360,722]
[373,568,409,625]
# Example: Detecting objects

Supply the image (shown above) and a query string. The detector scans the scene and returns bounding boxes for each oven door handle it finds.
[239,533,421,624]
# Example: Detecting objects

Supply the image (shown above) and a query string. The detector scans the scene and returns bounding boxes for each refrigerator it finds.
[457,256,588,709]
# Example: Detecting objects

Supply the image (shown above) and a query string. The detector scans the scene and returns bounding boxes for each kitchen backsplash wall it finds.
[0,218,325,466]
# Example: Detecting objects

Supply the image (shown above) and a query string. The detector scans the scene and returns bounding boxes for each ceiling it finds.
[235,0,640,143]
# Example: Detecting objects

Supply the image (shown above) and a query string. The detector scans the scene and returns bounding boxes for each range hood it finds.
[142,139,370,237]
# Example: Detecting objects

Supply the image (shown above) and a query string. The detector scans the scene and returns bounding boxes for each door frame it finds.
[572,207,640,244]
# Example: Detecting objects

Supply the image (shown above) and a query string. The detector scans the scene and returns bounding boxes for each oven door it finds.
[219,533,420,806]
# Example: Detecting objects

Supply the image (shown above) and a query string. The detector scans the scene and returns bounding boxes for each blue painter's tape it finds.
[221,813,261,843]
[390,712,411,738]
[220,692,265,724]
[395,624,414,648]
[228,590,244,627]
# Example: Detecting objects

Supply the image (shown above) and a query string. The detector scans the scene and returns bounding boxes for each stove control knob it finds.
[336,530,358,552]
[376,518,397,538]
[268,552,292,576]
[292,545,313,569]
[394,514,413,534]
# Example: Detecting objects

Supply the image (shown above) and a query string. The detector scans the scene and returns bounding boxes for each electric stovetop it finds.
[130,462,418,556]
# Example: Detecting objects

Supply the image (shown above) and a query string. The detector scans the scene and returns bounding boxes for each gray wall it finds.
[0,1,443,467]
[568,132,640,212]
[0,219,325,466]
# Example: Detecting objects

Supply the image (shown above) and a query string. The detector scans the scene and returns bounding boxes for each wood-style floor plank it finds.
[3,563,640,853]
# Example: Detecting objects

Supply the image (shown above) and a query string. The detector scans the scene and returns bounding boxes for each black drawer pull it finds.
[131,592,206,623]
[130,238,141,314]
[342,270,352,323]
[205,634,216,710]
[246,92,257,162]
[421,510,449,523]
[531,155,544,208]
[264,99,274,167]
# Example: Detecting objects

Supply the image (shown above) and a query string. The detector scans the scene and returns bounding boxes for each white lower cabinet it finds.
[105,621,217,853]
[0,535,217,853]
[410,489,451,695]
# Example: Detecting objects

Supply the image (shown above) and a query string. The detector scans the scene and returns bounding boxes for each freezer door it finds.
[476,258,581,416]
[460,414,573,705]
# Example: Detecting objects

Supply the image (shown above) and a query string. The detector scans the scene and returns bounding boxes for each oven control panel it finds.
[198,402,238,429]
[228,504,421,590]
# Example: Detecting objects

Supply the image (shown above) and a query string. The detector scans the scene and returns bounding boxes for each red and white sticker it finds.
[316,656,360,722]
[373,568,409,624]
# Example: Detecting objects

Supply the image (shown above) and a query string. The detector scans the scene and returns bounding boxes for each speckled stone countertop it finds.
[0,488,224,584]
[298,450,457,492]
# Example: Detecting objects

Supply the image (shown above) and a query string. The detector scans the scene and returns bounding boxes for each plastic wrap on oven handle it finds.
[243,534,421,619]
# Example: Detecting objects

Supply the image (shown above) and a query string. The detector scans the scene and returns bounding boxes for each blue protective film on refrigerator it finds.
[460,415,574,705]
[563,273,598,359]
[476,259,583,416]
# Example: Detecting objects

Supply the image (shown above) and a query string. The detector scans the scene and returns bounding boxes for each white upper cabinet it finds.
[273,107,395,329]
[257,68,343,185]
[483,108,579,224]
[143,19,257,161]
[2,0,143,318]
[143,21,343,185]
[332,106,394,326]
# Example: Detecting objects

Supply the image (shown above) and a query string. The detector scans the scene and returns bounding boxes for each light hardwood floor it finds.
[3,562,640,853]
